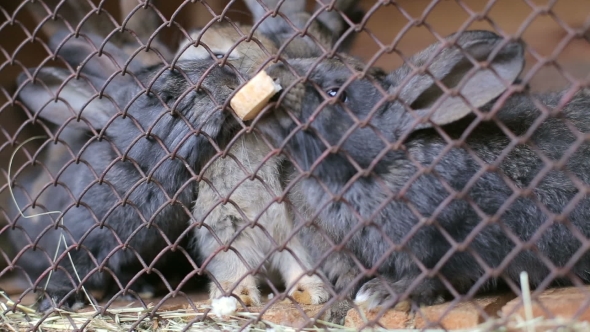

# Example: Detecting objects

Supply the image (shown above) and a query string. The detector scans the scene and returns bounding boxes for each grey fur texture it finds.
[253,30,590,310]
[176,0,361,306]
[10,31,242,312]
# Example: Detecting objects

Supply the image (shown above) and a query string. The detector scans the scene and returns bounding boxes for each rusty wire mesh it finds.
[1,0,590,331]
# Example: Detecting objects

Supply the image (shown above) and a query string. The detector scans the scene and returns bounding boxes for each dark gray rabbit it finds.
[10,29,242,312]
[251,29,590,310]
[176,0,361,306]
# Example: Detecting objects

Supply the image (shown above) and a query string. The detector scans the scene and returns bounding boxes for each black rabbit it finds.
[9,30,242,312]
[251,29,590,310]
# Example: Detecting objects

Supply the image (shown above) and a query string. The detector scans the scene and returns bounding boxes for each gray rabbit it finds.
[10,26,242,312]
[176,0,361,306]
[249,29,590,310]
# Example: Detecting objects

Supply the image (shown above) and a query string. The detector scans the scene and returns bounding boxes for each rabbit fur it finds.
[252,29,590,310]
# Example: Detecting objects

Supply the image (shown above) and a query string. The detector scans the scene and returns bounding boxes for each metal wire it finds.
[0,0,589,331]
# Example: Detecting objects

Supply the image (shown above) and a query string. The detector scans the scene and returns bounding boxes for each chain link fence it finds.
[1,0,590,331]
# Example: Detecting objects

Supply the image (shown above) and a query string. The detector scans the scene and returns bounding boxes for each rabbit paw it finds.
[210,278,261,307]
[354,278,445,311]
[37,288,86,313]
[289,275,330,305]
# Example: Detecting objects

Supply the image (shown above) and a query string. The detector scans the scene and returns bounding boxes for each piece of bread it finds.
[230,70,282,120]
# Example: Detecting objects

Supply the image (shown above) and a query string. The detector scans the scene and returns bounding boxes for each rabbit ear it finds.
[49,30,146,79]
[390,30,525,131]
[17,67,117,131]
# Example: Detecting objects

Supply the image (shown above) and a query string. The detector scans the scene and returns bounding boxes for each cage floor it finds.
[0,272,213,311]
[0,272,332,330]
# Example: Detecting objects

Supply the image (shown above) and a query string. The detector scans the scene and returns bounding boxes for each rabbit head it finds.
[258,30,525,173]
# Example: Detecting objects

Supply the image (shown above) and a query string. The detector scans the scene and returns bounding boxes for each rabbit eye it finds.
[326,88,348,103]
[213,53,225,59]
